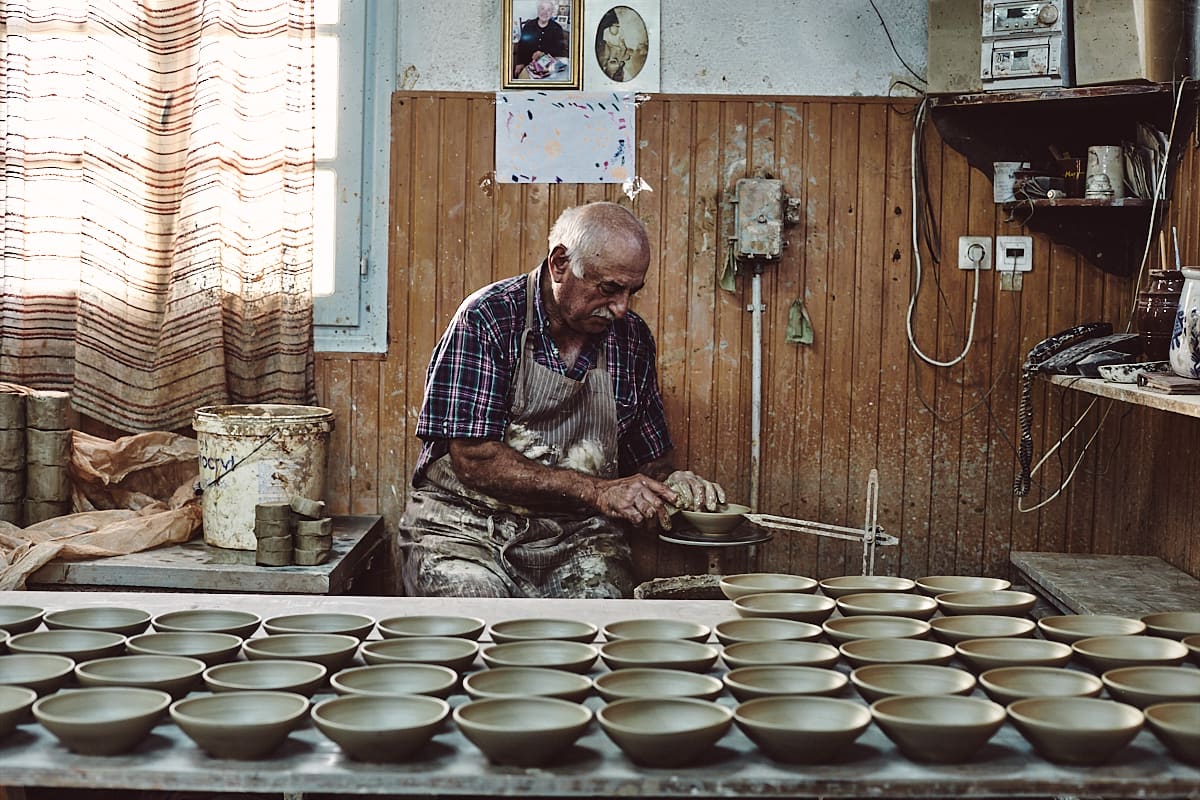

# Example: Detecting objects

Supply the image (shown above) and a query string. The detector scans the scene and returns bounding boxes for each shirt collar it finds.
[532,260,552,332]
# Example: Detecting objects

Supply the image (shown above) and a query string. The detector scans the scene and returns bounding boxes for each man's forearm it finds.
[450,439,601,509]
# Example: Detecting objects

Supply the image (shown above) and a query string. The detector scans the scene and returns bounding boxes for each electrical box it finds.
[996,235,1034,271]
[734,178,785,260]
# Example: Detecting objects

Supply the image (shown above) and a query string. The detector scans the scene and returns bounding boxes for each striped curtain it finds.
[0,0,317,432]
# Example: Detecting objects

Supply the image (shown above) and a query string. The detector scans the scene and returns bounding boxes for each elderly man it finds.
[399,202,725,598]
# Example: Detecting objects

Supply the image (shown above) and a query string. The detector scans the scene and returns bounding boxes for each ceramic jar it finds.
[1136,269,1184,361]
[1168,267,1200,379]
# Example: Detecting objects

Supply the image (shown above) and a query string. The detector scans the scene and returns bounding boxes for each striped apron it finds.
[398,269,633,598]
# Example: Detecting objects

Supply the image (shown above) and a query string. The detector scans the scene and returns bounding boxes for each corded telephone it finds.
[1014,322,1142,497]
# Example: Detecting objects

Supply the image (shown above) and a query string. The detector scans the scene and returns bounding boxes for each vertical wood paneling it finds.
[309,90,1200,592]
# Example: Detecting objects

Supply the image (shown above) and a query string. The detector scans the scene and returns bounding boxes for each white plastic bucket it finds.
[192,404,334,550]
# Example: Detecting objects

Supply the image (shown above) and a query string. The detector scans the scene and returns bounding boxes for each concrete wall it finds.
[397,0,928,95]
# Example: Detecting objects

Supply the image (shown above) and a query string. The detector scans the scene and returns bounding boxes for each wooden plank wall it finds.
[314,91,1200,587]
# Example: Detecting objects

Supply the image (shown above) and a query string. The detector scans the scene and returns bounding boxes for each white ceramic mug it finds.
[1086,145,1125,199]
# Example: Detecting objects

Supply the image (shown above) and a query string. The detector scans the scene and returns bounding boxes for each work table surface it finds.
[2,590,1199,799]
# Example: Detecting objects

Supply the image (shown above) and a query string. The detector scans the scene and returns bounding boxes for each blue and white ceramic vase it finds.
[1169,267,1200,379]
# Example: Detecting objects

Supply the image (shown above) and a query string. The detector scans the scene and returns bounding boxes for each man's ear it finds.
[547,245,571,282]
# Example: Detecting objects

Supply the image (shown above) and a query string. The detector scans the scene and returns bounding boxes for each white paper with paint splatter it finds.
[495,91,634,184]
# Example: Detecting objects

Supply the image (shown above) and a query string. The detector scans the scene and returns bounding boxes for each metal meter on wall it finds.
[981,0,1071,90]
[733,179,785,260]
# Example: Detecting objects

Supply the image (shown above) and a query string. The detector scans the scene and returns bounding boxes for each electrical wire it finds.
[867,0,926,85]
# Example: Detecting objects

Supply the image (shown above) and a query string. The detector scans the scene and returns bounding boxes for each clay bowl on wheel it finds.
[0,685,36,738]
[478,640,597,673]
[0,606,44,635]
[822,615,930,645]
[1006,696,1144,766]
[713,618,822,645]
[1101,666,1200,709]
[33,686,171,756]
[870,694,1007,763]
[311,693,449,762]
[1144,702,1200,765]
[977,666,1102,705]
[1071,635,1188,672]
[331,663,458,699]
[928,614,1036,645]
[818,575,915,599]
[464,666,593,702]
[839,637,954,668]
[602,618,710,643]
[734,696,871,764]
[733,592,836,625]
[170,690,310,760]
[43,606,152,637]
[720,640,839,670]
[723,665,848,702]
[849,664,976,703]
[675,503,751,535]
[8,630,127,662]
[378,615,486,641]
[719,573,818,601]
[1142,612,1200,640]
[1037,614,1146,644]
[835,592,938,621]
[915,575,1011,596]
[934,590,1037,617]
[0,654,76,694]
[486,618,596,644]
[593,668,722,702]
[262,613,376,641]
[151,609,261,638]
[597,638,719,673]
[203,659,329,697]
[125,631,243,666]
[453,696,593,767]
[596,697,733,768]
[74,654,206,698]
[361,636,481,673]
[954,637,1073,672]
[242,633,361,672]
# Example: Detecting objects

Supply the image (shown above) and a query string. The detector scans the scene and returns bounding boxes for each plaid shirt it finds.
[413,264,673,484]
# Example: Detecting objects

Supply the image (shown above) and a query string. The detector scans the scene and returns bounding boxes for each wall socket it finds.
[995,235,1033,272]
[957,236,992,270]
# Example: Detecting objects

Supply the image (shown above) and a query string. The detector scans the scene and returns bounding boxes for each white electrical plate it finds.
[995,235,1033,272]
[957,236,992,270]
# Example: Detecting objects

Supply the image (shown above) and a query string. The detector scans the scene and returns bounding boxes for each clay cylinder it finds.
[0,429,26,471]
[254,519,292,540]
[1136,269,1185,361]
[25,464,71,502]
[292,547,330,566]
[26,429,72,467]
[0,470,24,503]
[0,392,26,430]
[26,391,71,431]
[24,499,71,525]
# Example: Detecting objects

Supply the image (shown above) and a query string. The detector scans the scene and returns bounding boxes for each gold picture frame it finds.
[502,0,581,89]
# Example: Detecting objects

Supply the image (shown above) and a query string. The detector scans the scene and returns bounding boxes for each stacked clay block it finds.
[254,502,295,566]
[0,390,26,524]
[24,391,73,525]
[291,497,331,566]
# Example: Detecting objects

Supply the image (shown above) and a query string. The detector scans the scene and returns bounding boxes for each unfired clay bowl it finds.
[1144,702,1200,765]
[915,575,1011,596]
[1007,696,1144,765]
[43,606,152,637]
[377,615,486,641]
[34,686,171,755]
[1186,635,1200,666]
[125,631,243,666]
[835,592,938,620]
[203,659,329,696]
[713,617,822,645]
[0,605,45,635]
[597,638,718,673]
[0,685,36,738]
[8,630,127,662]
[242,633,360,672]
[453,696,593,767]
[602,618,710,642]
[734,696,871,763]
[478,640,597,673]
[676,503,751,535]
[1142,612,1200,640]
[954,637,1073,672]
[312,693,449,762]
[849,664,976,703]
[597,697,733,768]
[74,654,206,698]
[593,668,722,702]
[361,636,481,673]
[733,592,836,624]
[170,690,310,759]
[1037,614,1146,644]
[977,666,1102,705]
[871,694,1006,763]
[720,640,839,670]
[929,614,1036,645]
[0,654,76,694]
[823,615,931,644]
[151,609,261,638]
[719,573,818,600]
[486,618,596,643]
[818,575,916,599]
[723,665,848,702]
[331,663,458,699]
[464,666,593,702]
[1101,666,1200,709]
[934,590,1037,617]
[263,613,375,640]
[839,637,955,668]
[1072,635,1188,672]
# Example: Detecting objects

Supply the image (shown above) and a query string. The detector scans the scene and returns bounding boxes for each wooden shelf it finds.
[1047,374,1200,418]
[1003,197,1154,209]
[928,83,1171,108]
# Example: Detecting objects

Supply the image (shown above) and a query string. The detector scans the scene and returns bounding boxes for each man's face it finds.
[550,234,649,336]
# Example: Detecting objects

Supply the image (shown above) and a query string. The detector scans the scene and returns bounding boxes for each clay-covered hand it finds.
[593,474,677,528]
[664,470,726,511]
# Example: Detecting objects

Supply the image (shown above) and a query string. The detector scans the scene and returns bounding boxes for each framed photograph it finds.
[502,0,581,89]
[583,1,660,92]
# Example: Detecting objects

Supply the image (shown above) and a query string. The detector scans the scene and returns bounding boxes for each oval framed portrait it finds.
[583,0,659,91]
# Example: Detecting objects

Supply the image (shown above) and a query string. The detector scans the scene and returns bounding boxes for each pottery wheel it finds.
[659,527,772,574]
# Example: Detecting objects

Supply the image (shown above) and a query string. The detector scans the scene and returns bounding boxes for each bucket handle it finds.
[194,428,282,496]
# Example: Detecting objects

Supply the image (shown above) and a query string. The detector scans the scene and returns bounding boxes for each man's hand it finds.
[664,470,726,511]
[593,474,677,528]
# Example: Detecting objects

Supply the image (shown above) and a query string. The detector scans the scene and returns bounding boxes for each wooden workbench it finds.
[2,590,1199,798]
[1012,551,1200,616]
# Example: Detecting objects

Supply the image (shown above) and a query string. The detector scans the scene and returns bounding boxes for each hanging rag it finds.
[786,298,814,345]
[719,244,739,292]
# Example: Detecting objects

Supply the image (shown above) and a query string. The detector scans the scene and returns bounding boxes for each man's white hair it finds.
[548,202,647,278]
